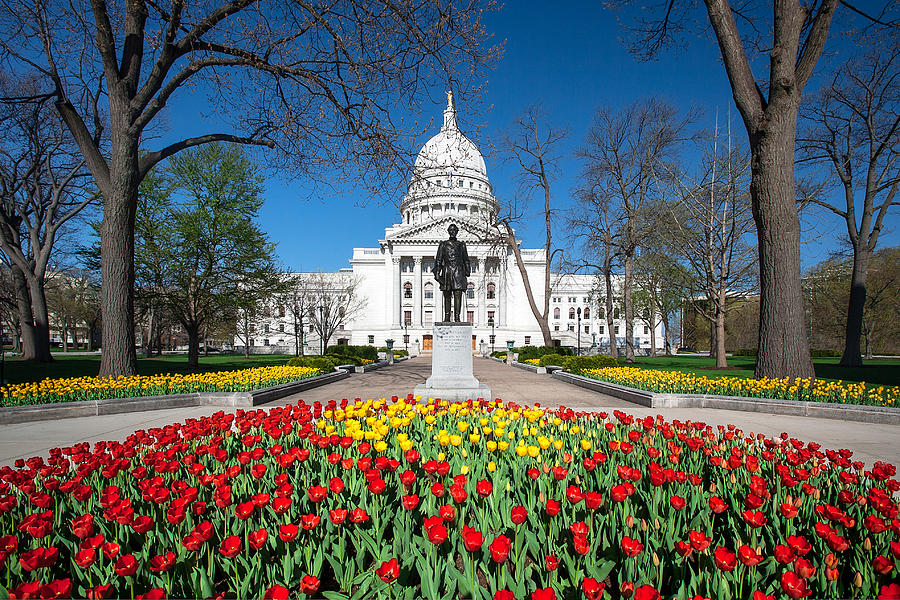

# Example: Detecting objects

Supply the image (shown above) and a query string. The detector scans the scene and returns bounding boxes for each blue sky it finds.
[165,1,898,273]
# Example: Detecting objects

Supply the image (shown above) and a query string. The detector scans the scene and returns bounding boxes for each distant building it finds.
[236,93,664,355]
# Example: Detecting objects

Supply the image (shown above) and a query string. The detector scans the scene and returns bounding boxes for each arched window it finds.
[569,308,576,319]
[467,283,475,299]
[404,282,413,299]
[583,307,590,319]
[424,282,433,299]
[553,307,560,320]
[486,282,496,299]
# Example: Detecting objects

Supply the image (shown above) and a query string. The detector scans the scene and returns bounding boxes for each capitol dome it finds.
[400,91,497,227]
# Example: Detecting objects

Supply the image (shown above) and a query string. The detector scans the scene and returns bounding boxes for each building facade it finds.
[239,93,665,355]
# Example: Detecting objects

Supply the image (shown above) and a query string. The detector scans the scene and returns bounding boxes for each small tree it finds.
[633,248,690,356]
[283,274,316,357]
[154,143,281,368]
[798,32,900,367]
[496,105,568,346]
[306,272,366,354]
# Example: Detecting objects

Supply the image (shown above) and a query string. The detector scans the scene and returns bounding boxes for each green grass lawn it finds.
[627,355,900,387]
[1,353,295,385]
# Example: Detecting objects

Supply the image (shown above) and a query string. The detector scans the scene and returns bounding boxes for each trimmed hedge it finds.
[734,348,757,357]
[287,356,340,371]
[516,346,573,361]
[326,353,363,366]
[326,345,378,361]
[538,353,569,367]
[562,355,619,373]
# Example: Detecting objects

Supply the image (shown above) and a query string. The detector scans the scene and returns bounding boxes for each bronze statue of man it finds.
[433,224,470,322]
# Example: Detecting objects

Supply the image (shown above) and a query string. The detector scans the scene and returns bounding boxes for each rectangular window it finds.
[404,311,412,326]
[264,324,270,333]
[249,339,255,346]
[458,180,463,187]
[278,305,285,317]
[554,325,559,331]
[309,324,314,332]
[584,325,590,334]
[614,326,620,334]
[614,308,620,319]
[338,324,344,330]
[487,310,495,324]
[368,335,375,344]
[524,336,531,345]
[279,324,285,333]
[424,287,433,299]
[644,326,649,335]
[425,311,433,324]
[568,324,574,331]
[467,311,474,324]
[599,325,605,334]
[264,339,270,346]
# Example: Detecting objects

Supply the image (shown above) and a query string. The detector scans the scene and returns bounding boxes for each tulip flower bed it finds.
[580,366,900,408]
[1,397,899,600]
[0,366,322,408]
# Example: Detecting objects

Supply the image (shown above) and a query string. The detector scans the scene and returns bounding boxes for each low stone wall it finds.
[552,371,900,425]
[0,370,349,425]
[511,361,546,375]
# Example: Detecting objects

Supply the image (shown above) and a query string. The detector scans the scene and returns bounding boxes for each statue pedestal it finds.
[414,322,491,402]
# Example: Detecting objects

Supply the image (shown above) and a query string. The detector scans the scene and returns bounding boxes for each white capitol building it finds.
[240,93,664,355]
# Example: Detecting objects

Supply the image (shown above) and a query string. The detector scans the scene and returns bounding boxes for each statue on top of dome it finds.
[433,223,470,322]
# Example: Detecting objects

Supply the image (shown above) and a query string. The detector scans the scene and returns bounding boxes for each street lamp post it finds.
[576,307,582,356]
[489,317,495,354]
[403,321,409,352]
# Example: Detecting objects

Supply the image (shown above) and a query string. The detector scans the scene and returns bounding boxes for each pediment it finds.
[386,216,499,244]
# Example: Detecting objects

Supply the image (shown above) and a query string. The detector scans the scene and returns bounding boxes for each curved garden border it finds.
[551,369,900,425]
[0,369,350,426]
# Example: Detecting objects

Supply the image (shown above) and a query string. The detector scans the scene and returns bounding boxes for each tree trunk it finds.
[27,277,53,362]
[243,316,251,359]
[505,229,553,346]
[750,113,815,379]
[145,307,155,359]
[649,303,657,357]
[839,246,869,367]
[604,268,618,359]
[13,266,36,360]
[186,324,201,369]
[623,251,635,362]
[662,314,672,355]
[62,326,68,352]
[715,305,728,368]
[98,138,140,377]
[86,324,94,352]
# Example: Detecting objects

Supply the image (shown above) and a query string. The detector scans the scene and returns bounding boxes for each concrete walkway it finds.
[1,356,898,469]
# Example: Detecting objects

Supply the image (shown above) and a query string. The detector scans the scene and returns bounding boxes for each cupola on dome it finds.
[413,90,487,178]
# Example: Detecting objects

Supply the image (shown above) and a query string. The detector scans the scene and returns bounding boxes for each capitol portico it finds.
[238,92,664,355]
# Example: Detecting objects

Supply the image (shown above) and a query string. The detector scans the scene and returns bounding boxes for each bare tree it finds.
[664,114,758,368]
[578,98,692,362]
[0,78,96,362]
[611,0,899,378]
[306,272,366,354]
[283,274,316,357]
[0,0,497,376]
[568,186,622,358]
[633,246,689,356]
[495,105,568,347]
[798,32,900,367]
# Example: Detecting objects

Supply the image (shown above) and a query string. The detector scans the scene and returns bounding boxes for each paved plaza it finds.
[1,355,897,469]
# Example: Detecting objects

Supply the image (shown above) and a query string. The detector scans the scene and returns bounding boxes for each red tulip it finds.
[634,585,661,600]
[329,509,347,525]
[439,504,456,522]
[709,496,728,513]
[742,510,767,528]
[878,584,900,599]
[545,554,559,571]
[713,547,737,572]
[114,554,138,577]
[476,479,493,497]
[566,484,584,504]
[780,503,799,518]
[278,524,299,542]
[688,530,710,552]
[263,585,289,600]
[532,588,557,600]
[781,571,812,599]
[669,495,686,510]
[570,521,588,537]
[620,581,635,599]
[71,514,94,539]
[75,548,97,568]
[376,558,400,583]
[299,575,320,595]
[368,478,387,495]
[307,485,327,503]
[786,535,811,556]
[427,524,448,545]
[84,584,115,599]
[252,493,270,508]
[489,535,511,563]
[583,577,606,600]
[675,541,692,557]
[585,492,603,510]
[402,494,420,511]
[251,464,267,478]
[431,482,445,498]
[511,505,528,525]
[19,547,58,571]
[271,497,291,515]
[545,499,561,516]
[234,501,254,520]
[300,514,320,530]
[248,529,268,550]
[738,545,762,567]
[573,535,590,556]
[148,552,175,572]
[873,555,895,575]
[775,544,796,564]
[349,508,369,523]
[449,484,467,504]
[621,536,644,558]
[462,525,484,552]
[218,536,242,559]
[40,579,72,600]
[495,591,515,600]
[794,557,816,579]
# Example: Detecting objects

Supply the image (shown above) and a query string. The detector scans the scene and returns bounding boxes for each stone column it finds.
[499,255,508,327]
[477,255,486,326]
[391,256,401,328]
[414,256,423,326]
